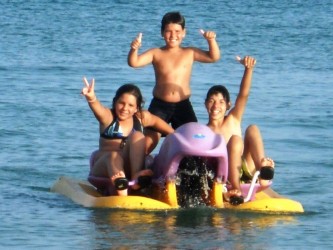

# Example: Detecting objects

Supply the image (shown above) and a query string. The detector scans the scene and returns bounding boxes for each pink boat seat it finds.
[153,122,228,183]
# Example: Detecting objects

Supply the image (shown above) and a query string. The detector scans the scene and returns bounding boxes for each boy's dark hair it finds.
[205,85,230,103]
[161,11,185,34]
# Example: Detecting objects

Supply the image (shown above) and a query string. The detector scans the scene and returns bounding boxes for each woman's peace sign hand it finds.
[82,77,96,102]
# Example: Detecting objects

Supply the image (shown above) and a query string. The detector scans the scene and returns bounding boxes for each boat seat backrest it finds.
[153,123,228,183]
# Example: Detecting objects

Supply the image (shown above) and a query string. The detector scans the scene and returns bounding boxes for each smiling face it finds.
[114,93,138,121]
[205,93,230,120]
[162,23,185,48]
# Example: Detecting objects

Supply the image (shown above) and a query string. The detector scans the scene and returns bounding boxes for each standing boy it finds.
[128,11,220,154]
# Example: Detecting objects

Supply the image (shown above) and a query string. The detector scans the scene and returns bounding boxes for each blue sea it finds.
[1,0,332,249]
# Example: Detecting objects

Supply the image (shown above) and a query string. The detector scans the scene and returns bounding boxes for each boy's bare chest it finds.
[155,50,193,67]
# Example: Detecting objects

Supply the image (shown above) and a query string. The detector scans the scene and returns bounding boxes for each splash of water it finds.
[176,156,216,208]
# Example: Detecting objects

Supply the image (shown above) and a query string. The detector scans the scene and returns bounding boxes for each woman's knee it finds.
[130,131,145,142]
[91,151,121,176]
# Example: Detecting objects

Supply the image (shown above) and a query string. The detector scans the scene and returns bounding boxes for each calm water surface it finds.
[1,0,332,249]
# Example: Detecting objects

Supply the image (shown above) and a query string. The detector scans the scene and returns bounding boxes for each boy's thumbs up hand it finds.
[131,33,142,50]
[236,56,257,69]
[137,33,142,43]
[200,29,217,40]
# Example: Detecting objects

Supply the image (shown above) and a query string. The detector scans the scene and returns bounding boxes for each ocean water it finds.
[1,0,332,249]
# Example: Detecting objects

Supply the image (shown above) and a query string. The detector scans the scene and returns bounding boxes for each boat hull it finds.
[52,123,304,213]
[51,176,304,213]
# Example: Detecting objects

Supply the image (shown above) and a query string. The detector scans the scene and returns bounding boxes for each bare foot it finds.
[132,169,153,190]
[259,157,275,188]
[111,171,128,196]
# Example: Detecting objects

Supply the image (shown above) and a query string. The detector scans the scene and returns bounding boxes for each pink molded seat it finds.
[153,122,228,183]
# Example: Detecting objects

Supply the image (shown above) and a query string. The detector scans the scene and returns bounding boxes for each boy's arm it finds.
[194,29,221,63]
[127,33,154,68]
[230,56,256,122]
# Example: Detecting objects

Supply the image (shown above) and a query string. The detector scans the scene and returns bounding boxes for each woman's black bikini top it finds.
[100,111,143,140]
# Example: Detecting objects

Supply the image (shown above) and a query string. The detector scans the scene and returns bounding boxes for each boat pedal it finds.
[260,166,274,180]
[114,177,129,190]
[230,195,244,206]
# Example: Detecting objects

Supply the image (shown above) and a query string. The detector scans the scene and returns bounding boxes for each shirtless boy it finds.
[205,56,275,205]
[128,11,220,154]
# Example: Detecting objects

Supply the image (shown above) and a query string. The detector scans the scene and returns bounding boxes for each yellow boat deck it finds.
[51,176,304,213]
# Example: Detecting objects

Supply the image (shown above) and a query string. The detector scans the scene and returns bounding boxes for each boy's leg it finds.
[144,129,161,155]
[172,99,197,128]
[243,124,265,171]
[146,98,173,154]
[224,135,244,204]
[227,135,243,192]
[243,125,274,187]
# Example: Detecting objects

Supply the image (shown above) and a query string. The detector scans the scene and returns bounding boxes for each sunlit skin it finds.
[163,23,185,48]
[81,77,174,195]
[128,25,220,103]
[113,94,138,122]
[205,56,275,201]
[82,78,140,152]
[205,93,231,140]
[205,92,241,144]
[99,94,138,152]
[128,17,220,154]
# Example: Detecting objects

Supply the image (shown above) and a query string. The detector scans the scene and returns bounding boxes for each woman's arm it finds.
[81,77,112,125]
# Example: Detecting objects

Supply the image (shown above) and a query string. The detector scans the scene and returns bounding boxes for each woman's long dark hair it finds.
[112,84,144,116]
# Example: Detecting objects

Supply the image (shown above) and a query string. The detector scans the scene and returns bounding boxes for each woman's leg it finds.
[123,132,153,184]
[91,151,127,196]
[91,151,124,177]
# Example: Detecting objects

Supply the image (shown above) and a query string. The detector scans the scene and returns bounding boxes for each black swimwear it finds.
[148,98,197,129]
[100,110,144,140]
